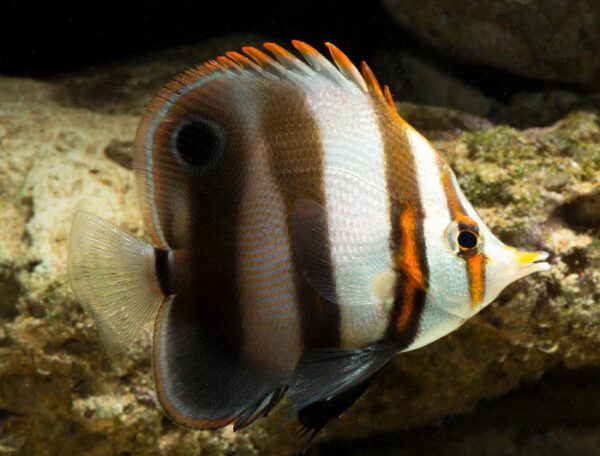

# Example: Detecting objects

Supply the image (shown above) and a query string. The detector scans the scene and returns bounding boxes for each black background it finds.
[3,2,403,77]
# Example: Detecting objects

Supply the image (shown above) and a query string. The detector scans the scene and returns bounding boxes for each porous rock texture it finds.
[382,0,600,88]
[0,37,598,455]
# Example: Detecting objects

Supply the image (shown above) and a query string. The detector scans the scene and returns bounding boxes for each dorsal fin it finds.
[291,40,354,89]
[242,46,286,74]
[360,61,384,100]
[151,41,403,122]
[225,51,255,68]
[325,42,368,92]
[263,42,315,75]
[383,85,395,110]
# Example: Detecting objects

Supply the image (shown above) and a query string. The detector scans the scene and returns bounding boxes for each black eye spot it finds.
[458,230,478,250]
[173,117,226,170]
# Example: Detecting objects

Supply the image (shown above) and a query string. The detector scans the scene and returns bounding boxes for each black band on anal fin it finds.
[296,373,379,449]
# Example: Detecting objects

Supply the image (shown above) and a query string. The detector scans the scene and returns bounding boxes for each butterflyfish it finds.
[67,41,551,441]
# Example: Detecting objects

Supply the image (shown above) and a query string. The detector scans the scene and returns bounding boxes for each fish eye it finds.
[446,219,482,255]
[457,230,478,250]
[172,117,226,170]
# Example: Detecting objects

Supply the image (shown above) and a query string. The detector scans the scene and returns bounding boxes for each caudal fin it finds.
[67,211,166,353]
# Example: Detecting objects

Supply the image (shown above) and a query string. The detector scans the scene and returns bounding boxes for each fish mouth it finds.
[514,250,551,278]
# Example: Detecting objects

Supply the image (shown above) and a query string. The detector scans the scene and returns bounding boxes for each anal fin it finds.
[234,386,287,431]
[296,374,378,450]
[288,343,396,415]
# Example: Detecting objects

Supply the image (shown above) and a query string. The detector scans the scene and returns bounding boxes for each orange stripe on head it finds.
[440,167,487,307]
[440,168,465,221]
[467,254,486,306]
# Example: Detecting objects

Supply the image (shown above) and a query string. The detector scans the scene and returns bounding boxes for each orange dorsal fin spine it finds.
[157,41,404,120]
[242,46,285,73]
[216,55,240,71]
[325,42,368,92]
[360,61,384,100]
[263,42,314,74]
[225,51,260,70]
[292,40,355,88]
[383,85,395,111]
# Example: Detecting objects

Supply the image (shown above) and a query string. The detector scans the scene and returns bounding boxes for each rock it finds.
[374,49,498,118]
[0,39,598,455]
[312,367,600,456]
[373,46,599,129]
[381,0,600,88]
[52,34,269,116]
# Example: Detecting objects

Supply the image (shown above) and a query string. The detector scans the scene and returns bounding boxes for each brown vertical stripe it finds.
[134,68,223,249]
[372,98,429,348]
[147,76,248,362]
[261,81,340,351]
[148,75,291,429]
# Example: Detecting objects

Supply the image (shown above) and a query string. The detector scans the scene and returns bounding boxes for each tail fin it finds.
[67,211,166,353]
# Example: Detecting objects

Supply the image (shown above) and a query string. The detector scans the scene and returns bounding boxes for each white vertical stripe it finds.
[403,296,465,352]
[306,80,394,348]
[407,129,470,319]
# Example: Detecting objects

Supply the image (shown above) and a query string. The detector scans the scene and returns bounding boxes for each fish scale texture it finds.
[0,38,599,455]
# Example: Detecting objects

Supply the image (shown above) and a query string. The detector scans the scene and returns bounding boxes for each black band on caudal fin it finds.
[154,248,173,296]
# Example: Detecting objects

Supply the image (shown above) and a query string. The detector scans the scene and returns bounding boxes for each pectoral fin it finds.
[291,198,393,308]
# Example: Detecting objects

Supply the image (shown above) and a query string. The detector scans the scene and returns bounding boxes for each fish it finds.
[67,40,551,441]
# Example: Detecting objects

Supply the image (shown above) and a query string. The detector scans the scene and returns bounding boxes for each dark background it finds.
[3,2,402,77]
[3,2,592,128]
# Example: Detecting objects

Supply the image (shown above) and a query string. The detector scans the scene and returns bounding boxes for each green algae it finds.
[465,127,537,164]
[457,172,514,207]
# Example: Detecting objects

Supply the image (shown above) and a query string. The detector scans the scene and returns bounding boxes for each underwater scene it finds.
[1,2,599,455]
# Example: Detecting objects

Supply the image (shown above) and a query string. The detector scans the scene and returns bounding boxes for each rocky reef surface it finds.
[382,0,600,88]
[0,36,598,455]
